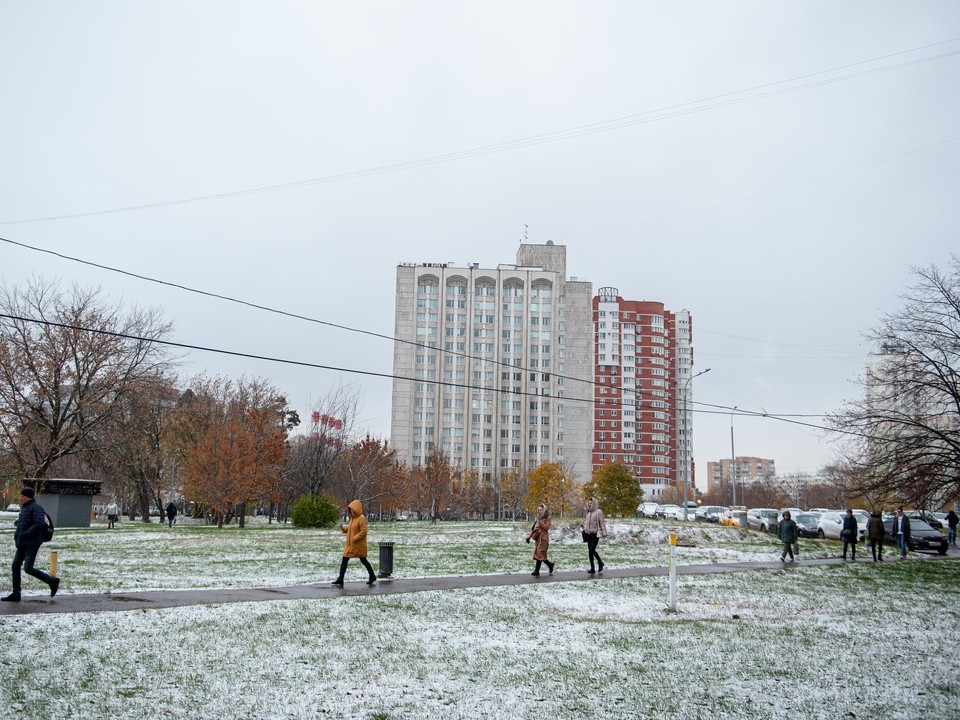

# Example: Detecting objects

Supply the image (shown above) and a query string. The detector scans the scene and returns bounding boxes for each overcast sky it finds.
[2,3,958,487]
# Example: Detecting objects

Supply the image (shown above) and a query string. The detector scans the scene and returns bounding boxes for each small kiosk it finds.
[27,478,102,528]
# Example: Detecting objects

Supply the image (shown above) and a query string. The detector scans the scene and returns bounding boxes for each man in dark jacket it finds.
[777,511,799,562]
[165,501,178,528]
[892,507,911,559]
[2,487,59,602]
[841,509,858,561]
[946,509,958,547]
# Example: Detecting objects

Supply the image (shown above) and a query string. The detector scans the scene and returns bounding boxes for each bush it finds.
[291,494,339,528]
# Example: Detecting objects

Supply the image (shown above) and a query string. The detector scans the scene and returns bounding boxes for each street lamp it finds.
[730,405,737,507]
[682,367,711,520]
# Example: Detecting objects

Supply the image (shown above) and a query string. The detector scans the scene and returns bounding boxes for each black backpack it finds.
[40,511,54,543]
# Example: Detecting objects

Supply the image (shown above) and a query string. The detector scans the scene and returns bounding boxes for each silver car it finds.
[746,508,780,533]
[817,511,866,542]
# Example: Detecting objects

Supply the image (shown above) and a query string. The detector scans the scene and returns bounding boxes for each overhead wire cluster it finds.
[0,236,858,440]
[2,37,956,443]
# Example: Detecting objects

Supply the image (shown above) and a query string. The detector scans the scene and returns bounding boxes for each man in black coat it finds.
[2,487,60,602]
[892,506,911,559]
[841,509,859,561]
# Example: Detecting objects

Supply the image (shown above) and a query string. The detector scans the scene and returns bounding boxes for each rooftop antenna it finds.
[523,224,529,242]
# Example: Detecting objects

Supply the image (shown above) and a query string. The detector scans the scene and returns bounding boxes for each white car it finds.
[656,504,681,519]
[817,511,866,543]
[666,505,697,521]
[638,502,660,518]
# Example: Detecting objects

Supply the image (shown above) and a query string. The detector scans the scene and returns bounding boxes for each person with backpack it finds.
[2,487,59,602]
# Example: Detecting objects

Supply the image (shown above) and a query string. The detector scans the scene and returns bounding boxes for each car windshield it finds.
[761,511,778,519]
[911,520,935,532]
[796,514,816,524]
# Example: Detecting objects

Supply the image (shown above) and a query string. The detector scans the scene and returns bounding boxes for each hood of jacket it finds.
[348,499,363,517]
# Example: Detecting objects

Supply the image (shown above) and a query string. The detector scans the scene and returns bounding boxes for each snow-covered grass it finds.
[1,518,958,720]
[0,516,841,593]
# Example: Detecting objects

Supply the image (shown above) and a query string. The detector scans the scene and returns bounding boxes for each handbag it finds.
[581,530,589,543]
[792,542,799,556]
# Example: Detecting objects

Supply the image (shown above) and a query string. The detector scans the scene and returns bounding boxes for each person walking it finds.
[526,504,554,576]
[332,500,377,587]
[892,507,911,559]
[946,509,958,547]
[165,502,178,528]
[106,500,119,529]
[841,509,858,561]
[867,511,885,561]
[2,488,59,602]
[777,511,799,562]
[583,496,607,574]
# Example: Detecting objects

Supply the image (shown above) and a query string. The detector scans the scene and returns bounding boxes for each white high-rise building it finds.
[391,242,593,485]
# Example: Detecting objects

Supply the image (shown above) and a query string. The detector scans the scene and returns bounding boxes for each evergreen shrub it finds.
[291,494,339,528]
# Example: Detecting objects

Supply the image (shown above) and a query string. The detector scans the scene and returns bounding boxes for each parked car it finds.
[852,510,871,534]
[656,504,681,519]
[904,510,943,530]
[793,512,821,539]
[817,511,866,542]
[696,505,728,523]
[746,508,780,533]
[638,502,660,518]
[884,517,948,555]
[4,504,20,513]
[664,505,697,521]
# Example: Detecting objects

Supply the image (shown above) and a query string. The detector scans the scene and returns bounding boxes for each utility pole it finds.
[682,368,711,521]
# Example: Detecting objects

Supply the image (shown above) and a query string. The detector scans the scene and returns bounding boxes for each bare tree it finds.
[0,277,174,480]
[831,257,960,508]
[328,435,397,519]
[498,468,529,520]
[285,381,362,498]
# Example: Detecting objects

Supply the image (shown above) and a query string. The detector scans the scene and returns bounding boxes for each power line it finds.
[0,234,866,434]
[0,312,864,441]
[1,38,957,226]
[540,135,960,242]
[0,235,599,391]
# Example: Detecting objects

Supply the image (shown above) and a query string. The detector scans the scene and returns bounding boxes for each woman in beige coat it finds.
[526,503,555,576]
[332,499,377,587]
[583,496,607,574]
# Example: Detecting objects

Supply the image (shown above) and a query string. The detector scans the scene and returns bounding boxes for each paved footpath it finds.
[0,555,914,617]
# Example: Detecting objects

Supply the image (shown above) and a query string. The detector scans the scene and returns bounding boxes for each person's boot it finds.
[331,578,344,587]
[597,560,604,573]
[531,560,541,577]
[366,574,377,586]
[50,577,60,597]
[546,560,555,575]
[1,593,20,602]
[588,565,595,574]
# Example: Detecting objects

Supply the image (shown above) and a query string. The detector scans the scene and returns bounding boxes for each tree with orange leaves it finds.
[170,376,292,527]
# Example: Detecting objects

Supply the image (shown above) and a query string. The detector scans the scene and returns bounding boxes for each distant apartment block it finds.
[390,242,594,485]
[706,456,777,495]
[592,287,697,500]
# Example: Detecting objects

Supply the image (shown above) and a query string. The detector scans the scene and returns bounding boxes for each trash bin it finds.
[378,541,394,578]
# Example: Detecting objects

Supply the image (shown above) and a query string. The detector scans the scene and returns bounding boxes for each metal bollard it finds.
[378,541,394,578]
[667,529,677,612]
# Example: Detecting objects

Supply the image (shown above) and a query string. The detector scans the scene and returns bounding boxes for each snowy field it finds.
[1,518,957,720]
